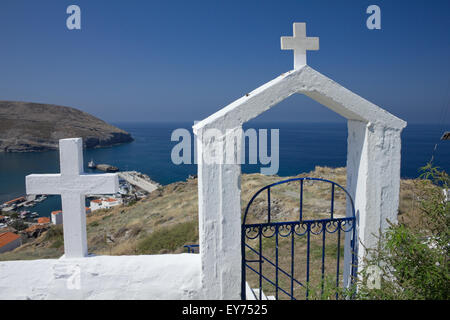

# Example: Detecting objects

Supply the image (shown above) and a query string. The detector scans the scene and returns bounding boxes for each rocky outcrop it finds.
[0,101,133,152]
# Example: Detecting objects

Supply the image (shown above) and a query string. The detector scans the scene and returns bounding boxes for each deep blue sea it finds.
[0,122,448,217]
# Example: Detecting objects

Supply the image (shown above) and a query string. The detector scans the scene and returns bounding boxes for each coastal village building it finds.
[90,198,122,212]
[37,217,51,224]
[0,23,406,300]
[0,232,22,254]
[51,210,63,225]
[51,208,91,225]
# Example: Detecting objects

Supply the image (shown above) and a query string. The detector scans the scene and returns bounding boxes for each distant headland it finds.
[0,101,134,152]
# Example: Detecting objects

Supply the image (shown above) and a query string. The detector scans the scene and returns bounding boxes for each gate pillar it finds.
[346,120,403,285]
[195,126,243,300]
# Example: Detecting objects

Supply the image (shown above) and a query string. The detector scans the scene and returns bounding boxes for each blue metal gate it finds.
[241,177,357,300]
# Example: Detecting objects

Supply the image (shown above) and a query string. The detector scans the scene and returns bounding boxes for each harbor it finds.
[0,194,47,212]
[0,159,160,235]
[118,171,160,194]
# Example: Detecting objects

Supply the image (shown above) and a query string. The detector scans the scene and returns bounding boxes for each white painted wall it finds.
[346,120,403,267]
[355,123,403,259]
[52,211,63,225]
[90,198,122,212]
[90,201,103,211]
[196,128,242,300]
[0,254,201,300]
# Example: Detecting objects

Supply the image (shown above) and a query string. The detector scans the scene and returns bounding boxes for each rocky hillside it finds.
[0,101,133,152]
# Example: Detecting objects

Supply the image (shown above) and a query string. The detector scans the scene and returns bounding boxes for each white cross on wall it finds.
[281,22,319,69]
[26,138,118,258]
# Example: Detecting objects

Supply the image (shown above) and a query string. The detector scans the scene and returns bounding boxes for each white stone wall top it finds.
[0,254,202,300]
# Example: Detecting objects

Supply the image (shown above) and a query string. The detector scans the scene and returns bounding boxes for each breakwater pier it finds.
[118,171,160,194]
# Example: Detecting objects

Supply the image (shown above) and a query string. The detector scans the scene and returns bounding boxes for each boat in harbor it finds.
[96,164,119,172]
[19,211,31,218]
[1,206,15,212]
[22,201,35,207]
[2,197,25,208]
[34,195,47,203]
[88,159,96,169]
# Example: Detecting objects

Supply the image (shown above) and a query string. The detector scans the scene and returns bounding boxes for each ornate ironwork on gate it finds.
[241,177,358,300]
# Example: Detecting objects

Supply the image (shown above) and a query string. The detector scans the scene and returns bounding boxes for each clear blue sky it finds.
[1,0,449,124]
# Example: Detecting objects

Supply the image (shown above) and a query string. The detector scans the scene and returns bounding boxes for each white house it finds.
[51,210,63,225]
[51,208,91,226]
[90,198,123,212]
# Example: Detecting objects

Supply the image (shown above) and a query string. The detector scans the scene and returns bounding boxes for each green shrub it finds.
[9,219,27,231]
[8,212,19,219]
[355,163,450,300]
[50,238,64,249]
[137,220,198,254]
[44,226,63,241]
[127,200,137,207]
[44,226,64,249]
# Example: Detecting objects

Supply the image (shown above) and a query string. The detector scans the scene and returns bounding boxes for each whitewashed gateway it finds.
[0,23,406,300]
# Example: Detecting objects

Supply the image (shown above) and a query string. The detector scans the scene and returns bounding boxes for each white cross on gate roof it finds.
[26,138,118,258]
[281,22,319,69]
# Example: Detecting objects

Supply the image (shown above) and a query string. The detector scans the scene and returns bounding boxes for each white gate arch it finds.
[193,25,406,299]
